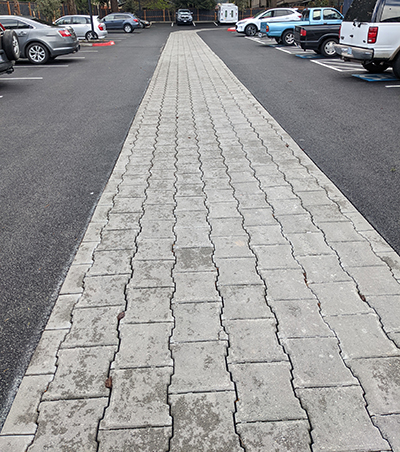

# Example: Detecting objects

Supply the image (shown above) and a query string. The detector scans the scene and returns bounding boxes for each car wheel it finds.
[282,30,295,46]
[85,31,98,40]
[124,24,133,33]
[26,42,50,64]
[393,55,400,79]
[2,30,20,60]
[320,38,338,58]
[245,24,257,36]
[362,61,390,73]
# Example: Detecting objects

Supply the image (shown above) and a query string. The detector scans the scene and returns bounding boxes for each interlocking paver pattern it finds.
[1,30,400,452]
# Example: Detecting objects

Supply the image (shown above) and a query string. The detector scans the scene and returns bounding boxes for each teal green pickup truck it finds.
[259,7,343,46]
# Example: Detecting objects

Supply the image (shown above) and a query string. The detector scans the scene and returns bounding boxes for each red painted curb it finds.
[92,41,115,46]
[227,27,235,32]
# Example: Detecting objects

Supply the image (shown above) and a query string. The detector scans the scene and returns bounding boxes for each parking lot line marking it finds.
[15,65,69,68]
[311,60,364,72]
[62,56,86,59]
[276,47,292,54]
[386,84,400,88]
[1,77,43,80]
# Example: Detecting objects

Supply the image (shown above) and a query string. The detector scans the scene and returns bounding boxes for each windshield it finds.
[344,0,378,21]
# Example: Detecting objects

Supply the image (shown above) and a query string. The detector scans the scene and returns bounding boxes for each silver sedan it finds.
[0,15,80,64]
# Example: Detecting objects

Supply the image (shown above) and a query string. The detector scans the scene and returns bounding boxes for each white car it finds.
[236,8,301,36]
[334,0,400,78]
[54,15,107,40]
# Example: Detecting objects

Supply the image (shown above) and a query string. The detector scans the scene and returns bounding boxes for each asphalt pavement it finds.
[0,29,400,452]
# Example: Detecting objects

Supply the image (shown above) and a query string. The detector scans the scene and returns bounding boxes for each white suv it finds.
[236,8,301,36]
[335,0,400,77]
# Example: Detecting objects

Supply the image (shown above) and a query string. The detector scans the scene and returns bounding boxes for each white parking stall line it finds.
[62,56,86,59]
[311,59,364,72]
[386,84,400,88]
[276,47,292,54]
[16,65,69,68]
[1,77,43,80]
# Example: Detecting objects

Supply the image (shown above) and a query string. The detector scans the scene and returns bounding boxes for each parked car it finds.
[0,16,79,64]
[0,21,20,74]
[259,8,343,46]
[138,19,151,28]
[101,13,140,33]
[236,8,301,36]
[54,15,107,40]
[176,9,193,25]
[294,20,342,57]
[334,0,400,77]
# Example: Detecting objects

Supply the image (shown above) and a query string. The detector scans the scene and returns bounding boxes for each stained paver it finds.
[1,30,400,452]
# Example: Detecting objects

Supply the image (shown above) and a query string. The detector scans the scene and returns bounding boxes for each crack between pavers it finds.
[165,41,180,452]
[195,69,315,452]
[186,39,246,452]
[94,87,159,451]
[249,120,396,451]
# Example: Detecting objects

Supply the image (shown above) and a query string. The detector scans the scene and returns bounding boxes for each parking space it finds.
[245,35,400,87]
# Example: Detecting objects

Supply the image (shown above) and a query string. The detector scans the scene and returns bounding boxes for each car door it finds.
[103,14,116,30]
[322,8,343,24]
[0,17,31,49]
[71,16,89,38]
[112,14,126,29]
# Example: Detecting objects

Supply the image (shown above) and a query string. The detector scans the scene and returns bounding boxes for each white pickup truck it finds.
[334,0,400,78]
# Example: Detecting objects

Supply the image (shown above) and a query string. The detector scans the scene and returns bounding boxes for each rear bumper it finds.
[51,42,80,57]
[334,44,373,61]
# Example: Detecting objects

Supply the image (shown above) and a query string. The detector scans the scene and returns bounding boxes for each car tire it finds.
[275,37,282,44]
[124,24,133,33]
[85,31,98,40]
[362,61,389,73]
[393,55,400,79]
[2,30,20,60]
[320,37,338,58]
[245,24,257,36]
[282,30,295,46]
[26,42,50,64]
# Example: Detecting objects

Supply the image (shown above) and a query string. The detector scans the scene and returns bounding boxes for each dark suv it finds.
[176,9,193,25]
[0,22,20,75]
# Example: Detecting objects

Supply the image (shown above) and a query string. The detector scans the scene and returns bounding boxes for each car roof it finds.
[0,15,51,27]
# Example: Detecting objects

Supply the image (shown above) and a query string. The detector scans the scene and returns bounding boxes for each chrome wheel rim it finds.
[28,45,46,63]
[325,41,336,56]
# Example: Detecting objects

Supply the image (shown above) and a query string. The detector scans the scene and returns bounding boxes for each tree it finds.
[37,0,62,21]
[66,0,77,14]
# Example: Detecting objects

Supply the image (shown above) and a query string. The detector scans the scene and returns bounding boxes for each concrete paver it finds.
[1,29,400,452]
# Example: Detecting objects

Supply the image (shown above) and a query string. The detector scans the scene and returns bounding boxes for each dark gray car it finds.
[0,16,80,64]
[0,22,20,74]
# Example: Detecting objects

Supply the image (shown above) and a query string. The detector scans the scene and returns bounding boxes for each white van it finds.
[218,3,238,24]
[334,0,400,77]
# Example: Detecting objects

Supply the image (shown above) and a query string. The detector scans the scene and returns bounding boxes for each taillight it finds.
[300,28,306,37]
[368,26,378,43]
[58,29,71,37]
[265,25,269,32]
[98,23,105,30]
[133,18,138,22]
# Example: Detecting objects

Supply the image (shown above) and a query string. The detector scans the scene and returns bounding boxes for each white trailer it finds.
[218,3,238,24]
